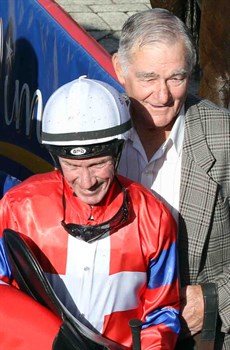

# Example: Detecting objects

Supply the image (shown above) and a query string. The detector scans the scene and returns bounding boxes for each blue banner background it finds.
[0,0,122,180]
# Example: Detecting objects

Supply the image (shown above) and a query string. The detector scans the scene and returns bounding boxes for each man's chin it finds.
[77,192,105,206]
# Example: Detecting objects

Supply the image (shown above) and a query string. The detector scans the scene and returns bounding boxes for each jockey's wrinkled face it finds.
[59,155,115,205]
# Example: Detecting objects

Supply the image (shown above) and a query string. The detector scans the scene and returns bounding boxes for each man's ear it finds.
[112,53,126,86]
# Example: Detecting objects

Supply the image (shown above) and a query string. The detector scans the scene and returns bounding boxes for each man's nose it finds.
[154,81,172,104]
[77,168,97,189]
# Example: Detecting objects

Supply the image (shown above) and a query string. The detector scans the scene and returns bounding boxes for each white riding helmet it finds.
[42,76,132,161]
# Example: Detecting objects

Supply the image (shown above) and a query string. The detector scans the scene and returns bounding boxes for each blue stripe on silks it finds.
[142,307,180,334]
[0,237,12,280]
[147,241,177,289]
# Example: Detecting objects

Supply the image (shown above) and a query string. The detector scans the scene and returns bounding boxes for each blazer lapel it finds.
[178,99,218,284]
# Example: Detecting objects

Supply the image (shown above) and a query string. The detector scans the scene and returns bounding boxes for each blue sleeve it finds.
[0,237,12,283]
[0,171,21,198]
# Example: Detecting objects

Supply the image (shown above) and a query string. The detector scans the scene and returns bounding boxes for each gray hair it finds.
[117,8,197,74]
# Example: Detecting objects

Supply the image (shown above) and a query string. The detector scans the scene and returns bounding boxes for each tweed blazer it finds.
[179,95,230,348]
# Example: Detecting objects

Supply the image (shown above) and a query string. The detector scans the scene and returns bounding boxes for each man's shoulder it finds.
[185,94,230,116]
[3,170,60,198]
[117,174,149,192]
[117,175,175,226]
[117,175,167,206]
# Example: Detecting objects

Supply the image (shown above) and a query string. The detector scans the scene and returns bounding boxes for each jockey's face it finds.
[59,155,115,205]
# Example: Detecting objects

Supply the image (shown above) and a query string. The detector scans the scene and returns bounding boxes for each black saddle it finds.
[2,229,125,350]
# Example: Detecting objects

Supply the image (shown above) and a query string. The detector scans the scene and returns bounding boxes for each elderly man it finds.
[113,8,230,350]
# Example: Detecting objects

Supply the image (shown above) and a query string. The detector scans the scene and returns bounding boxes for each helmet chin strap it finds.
[114,140,124,170]
[49,152,61,171]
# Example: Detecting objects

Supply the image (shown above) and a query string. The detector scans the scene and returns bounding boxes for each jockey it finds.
[0,76,180,349]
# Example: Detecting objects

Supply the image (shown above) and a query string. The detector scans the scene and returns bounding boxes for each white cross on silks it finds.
[46,235,146,332]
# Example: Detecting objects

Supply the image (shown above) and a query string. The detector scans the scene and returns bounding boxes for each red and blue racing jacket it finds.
[0,170,180,349]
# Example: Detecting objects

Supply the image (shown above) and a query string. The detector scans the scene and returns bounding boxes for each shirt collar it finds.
[166,105,185,155]
[128,105,185,156]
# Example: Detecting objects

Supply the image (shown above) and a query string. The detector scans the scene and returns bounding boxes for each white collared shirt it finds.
[118,107,185,223]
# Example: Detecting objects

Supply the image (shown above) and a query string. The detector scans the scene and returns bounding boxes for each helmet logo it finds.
[70,147,87,156]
